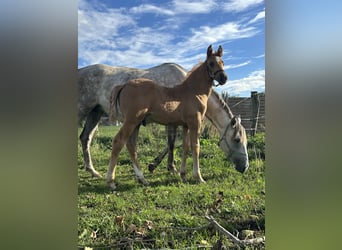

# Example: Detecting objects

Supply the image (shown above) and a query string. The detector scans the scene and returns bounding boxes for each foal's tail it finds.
[109,84,125,122]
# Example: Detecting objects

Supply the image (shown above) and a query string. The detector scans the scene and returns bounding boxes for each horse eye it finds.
[234,138,241,143]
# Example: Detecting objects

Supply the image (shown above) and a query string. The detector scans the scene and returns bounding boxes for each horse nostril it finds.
[234,138,241,143]
[220,73,227,84]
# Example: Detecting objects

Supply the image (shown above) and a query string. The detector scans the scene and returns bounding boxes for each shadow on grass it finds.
[78,182,139,194]
[78,161,241,195]
[77,173,138,194]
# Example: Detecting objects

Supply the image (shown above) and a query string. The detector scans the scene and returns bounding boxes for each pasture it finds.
[78,124,265,249]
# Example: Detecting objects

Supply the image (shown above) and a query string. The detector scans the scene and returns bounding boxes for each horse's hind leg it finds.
[148,125,177,173]
[148,146,168,173]
[79,105,104,178]
[107,121,137,190]
[166,125,178,173]
[126,125,148,185]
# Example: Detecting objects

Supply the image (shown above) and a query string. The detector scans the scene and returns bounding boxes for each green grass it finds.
[78,125,265,249]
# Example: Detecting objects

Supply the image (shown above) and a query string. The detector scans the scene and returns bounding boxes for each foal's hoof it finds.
[180,173,187,183]
[107,181,117,191]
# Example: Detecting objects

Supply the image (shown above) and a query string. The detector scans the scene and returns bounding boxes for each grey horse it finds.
[78,63,249,179]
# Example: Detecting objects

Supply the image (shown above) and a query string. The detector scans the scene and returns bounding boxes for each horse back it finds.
[112,78,180,124]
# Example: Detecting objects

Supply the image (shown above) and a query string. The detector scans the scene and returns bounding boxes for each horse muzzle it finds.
[216,72,228,85]
[233,157,249,174]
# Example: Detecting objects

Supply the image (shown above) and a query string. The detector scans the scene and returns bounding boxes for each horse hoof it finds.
[197,178,206,184]
[167,165,178,173]
[148,164,156,173]
[137,178,149,186]
[92,171,103,178]
[86,168,103,178]
[107,181,117,190]
[180,174,187,183]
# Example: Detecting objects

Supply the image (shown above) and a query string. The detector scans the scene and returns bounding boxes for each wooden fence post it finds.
[251,91,260,136]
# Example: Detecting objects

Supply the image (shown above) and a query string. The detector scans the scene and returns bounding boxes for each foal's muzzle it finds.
[215,71,228,85]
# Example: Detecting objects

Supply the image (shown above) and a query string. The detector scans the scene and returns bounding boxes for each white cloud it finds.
[78,0,263,71]
[172,0,217,14]
[248,10,265,24]
[225,60,251,69]
[216,69,265,96]
[130,4,175,16]
[254,53,265,59]
[183,22,259,50]
[224,0,264,12]
[78,3,135,46]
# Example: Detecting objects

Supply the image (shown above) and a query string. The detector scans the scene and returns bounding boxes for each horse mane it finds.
[182,61,204,83]
[212,91,234,118]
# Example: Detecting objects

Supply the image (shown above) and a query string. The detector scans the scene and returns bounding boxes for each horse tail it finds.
[109,84,125,122]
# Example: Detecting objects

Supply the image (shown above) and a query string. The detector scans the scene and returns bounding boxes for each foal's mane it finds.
[182,61,204,83]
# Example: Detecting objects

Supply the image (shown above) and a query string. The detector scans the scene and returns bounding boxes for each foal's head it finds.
[206,45,228,85]
[219,115,249,174]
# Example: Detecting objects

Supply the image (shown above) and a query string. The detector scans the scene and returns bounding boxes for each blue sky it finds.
[78,0,264,96]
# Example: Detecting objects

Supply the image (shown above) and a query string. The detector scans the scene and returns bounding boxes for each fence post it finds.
[250,91,260,136]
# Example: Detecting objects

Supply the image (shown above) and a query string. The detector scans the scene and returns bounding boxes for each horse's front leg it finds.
[189,124,205,183]
[107,122,136,190]
[180,126,189,182]
[126,125,148,185]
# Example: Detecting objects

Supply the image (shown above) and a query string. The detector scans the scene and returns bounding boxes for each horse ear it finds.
[217,45,223,57]
[231,116,237,127]
[236,114,241,121]
[231,115,241,127]
[207,45,213,57]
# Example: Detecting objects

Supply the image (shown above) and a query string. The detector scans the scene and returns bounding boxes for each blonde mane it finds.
[212,91,234,118]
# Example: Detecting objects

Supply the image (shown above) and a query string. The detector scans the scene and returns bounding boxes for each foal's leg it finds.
[106,121,137,190]
[166,125,178,173]
[189,122,205,183]
[180,126,190,182]
[79,105,104,178]
[126,125,148,185]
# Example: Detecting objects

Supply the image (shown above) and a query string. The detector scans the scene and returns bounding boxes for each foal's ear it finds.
[216,45,223,57]
[207,44,213,57]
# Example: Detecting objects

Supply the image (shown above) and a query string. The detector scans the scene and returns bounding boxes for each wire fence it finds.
[222,92,265,135]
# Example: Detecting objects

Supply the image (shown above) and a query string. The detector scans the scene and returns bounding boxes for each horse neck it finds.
[206,92,234,135]
[181,62,212,95]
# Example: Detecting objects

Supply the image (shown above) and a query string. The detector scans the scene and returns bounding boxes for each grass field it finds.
[78,124,265,249]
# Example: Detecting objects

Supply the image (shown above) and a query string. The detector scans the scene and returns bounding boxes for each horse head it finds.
[206,45,228,85]
[218,115,249,174]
